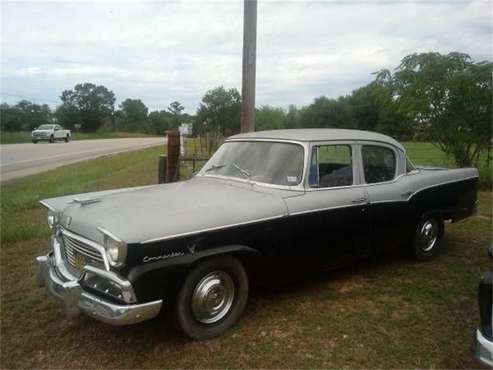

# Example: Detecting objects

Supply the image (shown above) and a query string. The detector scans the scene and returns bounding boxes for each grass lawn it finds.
[0,131,157,144]
[0,144,492,368]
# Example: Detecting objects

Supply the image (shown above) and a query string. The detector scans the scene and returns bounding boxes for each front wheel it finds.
[412,216,444,260]
[32,139,38,144]
[64,135,70,142]
[176,256,249,340]
[49,135,54,143]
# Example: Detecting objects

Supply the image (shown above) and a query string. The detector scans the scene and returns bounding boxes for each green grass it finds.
[404,142,492,189]
[0,131,157,144]
[1,146,164,244]
[0,142,492,368]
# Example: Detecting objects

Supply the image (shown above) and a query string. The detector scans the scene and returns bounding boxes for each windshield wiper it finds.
[232,162,251,181]
[204,163,226,173]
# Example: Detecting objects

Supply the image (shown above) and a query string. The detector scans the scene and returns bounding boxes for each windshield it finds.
[199,141,304,186]
[37,125,54,130]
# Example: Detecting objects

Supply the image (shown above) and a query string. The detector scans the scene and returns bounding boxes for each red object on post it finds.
[166,130,180,182]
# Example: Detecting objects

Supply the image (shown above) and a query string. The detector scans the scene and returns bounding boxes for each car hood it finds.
[33,130,51,134]
[41,177,290,245]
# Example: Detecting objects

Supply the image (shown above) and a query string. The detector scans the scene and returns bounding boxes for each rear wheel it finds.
[64,134,70,142]
[49,135,54,143]
[412,216,444,260]
[32,139,38,144]
[176,256,249,340]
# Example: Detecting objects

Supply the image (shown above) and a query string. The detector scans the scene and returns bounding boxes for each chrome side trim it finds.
[289,203,364,217]
[141,214,286,244]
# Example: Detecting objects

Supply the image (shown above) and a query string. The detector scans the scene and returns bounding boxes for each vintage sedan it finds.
[36,129,479,339]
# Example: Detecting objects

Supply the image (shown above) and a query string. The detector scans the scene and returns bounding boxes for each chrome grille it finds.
[61,229,105,269]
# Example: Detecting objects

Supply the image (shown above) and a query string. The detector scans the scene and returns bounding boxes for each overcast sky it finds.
[1,0,492,113]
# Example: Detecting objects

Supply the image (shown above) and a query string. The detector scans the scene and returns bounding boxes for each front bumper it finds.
[474,329,493,367]
[36,253,163,325]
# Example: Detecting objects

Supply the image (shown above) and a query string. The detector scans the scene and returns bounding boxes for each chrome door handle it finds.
[352,197,368,204]
[401,190,413,197]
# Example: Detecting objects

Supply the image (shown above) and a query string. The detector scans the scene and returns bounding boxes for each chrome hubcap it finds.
[191,271,235,324]
[420,219,438,252]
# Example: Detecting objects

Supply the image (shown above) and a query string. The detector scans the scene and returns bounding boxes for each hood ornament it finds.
[68,197,101,206]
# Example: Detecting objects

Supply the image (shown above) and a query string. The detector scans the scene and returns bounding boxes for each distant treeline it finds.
[1,51,491,167]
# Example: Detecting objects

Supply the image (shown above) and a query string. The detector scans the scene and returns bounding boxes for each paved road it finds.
[0,137,165,181]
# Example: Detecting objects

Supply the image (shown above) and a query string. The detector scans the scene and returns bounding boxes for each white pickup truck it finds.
[32,124,71,143]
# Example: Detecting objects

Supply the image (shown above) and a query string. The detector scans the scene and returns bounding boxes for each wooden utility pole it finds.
[241,0,257,133]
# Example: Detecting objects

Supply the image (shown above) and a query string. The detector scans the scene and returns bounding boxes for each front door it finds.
[283,143,371,270]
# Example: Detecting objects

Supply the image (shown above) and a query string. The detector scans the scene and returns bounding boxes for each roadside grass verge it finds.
[1,146,164,244]
[0,142,491,368]
[0,131,157,144]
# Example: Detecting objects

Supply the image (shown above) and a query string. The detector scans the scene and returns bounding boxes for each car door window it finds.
[309,145,353,188]
[362,145,396,184]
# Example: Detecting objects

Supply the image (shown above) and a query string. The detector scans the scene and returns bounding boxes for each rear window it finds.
[362,145,396,184]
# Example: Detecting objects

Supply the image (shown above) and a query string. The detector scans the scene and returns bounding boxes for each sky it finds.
[1,0,492,114]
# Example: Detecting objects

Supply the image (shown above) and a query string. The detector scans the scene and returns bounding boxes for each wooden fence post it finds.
[166,130,180,182]
[158,155,167,184]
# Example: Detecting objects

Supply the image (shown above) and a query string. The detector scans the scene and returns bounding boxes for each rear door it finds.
[359,143,416,252]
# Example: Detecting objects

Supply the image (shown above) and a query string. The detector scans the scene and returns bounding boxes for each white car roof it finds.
[229,128,405,151]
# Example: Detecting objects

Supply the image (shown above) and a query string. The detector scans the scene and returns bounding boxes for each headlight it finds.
[99,228,127,267]
[47,210,57,229]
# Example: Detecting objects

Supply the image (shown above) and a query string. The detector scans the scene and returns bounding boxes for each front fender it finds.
[127,245,262,303]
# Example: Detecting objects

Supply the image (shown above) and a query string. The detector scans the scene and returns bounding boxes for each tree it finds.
[376,52,492,167]
[255,105,286,131]
[148,110,172,134]
[283,105,302,129]
[167,101,185,129]
[120,99,148,124]
[0,101,52,131]
[58,83,115,132]
[195,87,241,152]
[300,96,357,129]
[348,82,413,140]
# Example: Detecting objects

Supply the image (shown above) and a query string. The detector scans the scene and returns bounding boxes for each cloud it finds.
[1,0,491,113]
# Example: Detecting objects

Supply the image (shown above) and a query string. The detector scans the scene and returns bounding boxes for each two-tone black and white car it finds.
[36,129,479,339]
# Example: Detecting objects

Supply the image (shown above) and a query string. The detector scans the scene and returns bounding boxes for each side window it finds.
[362,145,396,184]
[309,145,353,188]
